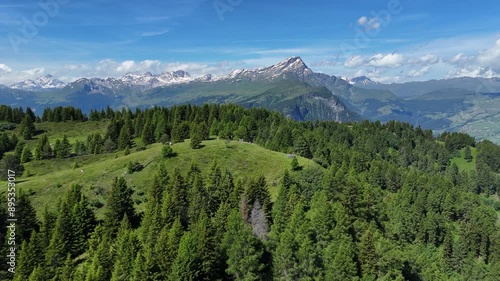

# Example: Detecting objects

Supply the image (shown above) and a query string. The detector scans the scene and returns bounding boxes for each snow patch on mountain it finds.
[10,74,67,91]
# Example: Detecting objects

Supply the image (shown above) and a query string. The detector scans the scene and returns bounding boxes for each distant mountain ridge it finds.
[1,57,500,143]
[10,74,67,91]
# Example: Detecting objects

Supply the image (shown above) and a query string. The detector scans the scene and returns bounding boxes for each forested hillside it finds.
[0,104,499,280]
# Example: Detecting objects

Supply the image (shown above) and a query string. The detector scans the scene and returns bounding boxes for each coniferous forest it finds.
[0,103,499,280]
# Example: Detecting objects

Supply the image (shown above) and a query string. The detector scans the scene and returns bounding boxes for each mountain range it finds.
[1,57,500,143]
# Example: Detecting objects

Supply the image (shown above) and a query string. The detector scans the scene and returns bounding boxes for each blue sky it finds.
[0,0,499,84]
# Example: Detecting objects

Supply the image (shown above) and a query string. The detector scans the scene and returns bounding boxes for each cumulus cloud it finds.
[477,38,500,72]
[21,68,45,76]
[446,67,497,78]
[448,53,475,66]
[408,54,440,65]
[357,16,380,30]
[0,64,12,73]
[407,66,431,78]
[116,60,136,72]
[368,53,404,68]
[344,55,365,68]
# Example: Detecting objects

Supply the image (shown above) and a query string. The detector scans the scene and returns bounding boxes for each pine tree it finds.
[141,118,155,145]
[190,129,202,149]
[162,144,175,158]
[155,113,168,142]
[15,239,37,281]
[117,124,131,150]
[84,225,115,281]
[245,176,271,219]
[20,114,36,140]
[188,175,208,224]
[161,169,189,227]
[16,192,39,242]
[155,217,184,278]
[28,265,46,281]
[324,234,358,281]
[45,201,72,278]
[358,226,378,279]
[140,175,166,279]
[61,135,72,158]
[291,157,300,171]
[111,217,140,281]
[59,254,75,281]
[54,139,62,158]
[71,193,97,255]
[223,210,264,280]
[464,146,473,162]
[131,249,147,281]
[169,213,215,281]
[34,134,52,160]
[104,177,136,235]
[20,146,33,163]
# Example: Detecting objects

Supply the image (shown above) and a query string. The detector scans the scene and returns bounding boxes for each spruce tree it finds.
[28,265,46,281]
[223,210,264,280]
[117,124,131,150]
[464,146,473,162]
[190,130,202,149]
[162,144,175,158]
[20,146,33,163]
[70,193,97,255]
[59,254,75,281]
[20,114,36,140]
[45,201,72,278]
[104,177,136,235]
[15,239,38,281]
[161,170,189,227]
[155,217,184,278]
[291,157,300,171]
[141,118,155,145]
[111,217,140,281]
[16,192,39,242]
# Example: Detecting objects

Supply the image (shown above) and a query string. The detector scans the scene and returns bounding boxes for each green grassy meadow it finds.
[1,120,320,217]
[450,146,477,172]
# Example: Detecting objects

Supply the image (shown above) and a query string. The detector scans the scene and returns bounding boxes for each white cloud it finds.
[0,64,12,73]
[448,53,475,66]
[371,76,401,83]
[368,53,404,68]
[357,16,368,26]
[357,16,381,30]
[116,60,136,72]
[21,68,45,76]
[408,66,431,78]
[344,55,365,68]
[409,54,439,65]
[446,67,497,78]
[140,29,169,37]
[477,39,500,72]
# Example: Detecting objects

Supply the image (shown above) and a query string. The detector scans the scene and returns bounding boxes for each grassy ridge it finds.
[1,137,321,217]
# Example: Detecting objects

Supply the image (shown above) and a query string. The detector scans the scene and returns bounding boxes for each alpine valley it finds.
[2,57,500,143]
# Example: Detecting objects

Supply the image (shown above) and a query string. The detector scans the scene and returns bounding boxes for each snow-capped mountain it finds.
[225,56,313,80]
[118,70,193,88]
[6,57,319,92]
[343,76,378,86]
[68,70,195,92]
[10,74,67,91]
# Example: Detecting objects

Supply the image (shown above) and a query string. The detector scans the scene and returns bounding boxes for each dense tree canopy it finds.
[0,103,499,280]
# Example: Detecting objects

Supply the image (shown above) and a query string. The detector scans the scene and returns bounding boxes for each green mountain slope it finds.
[1,138,320,216]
